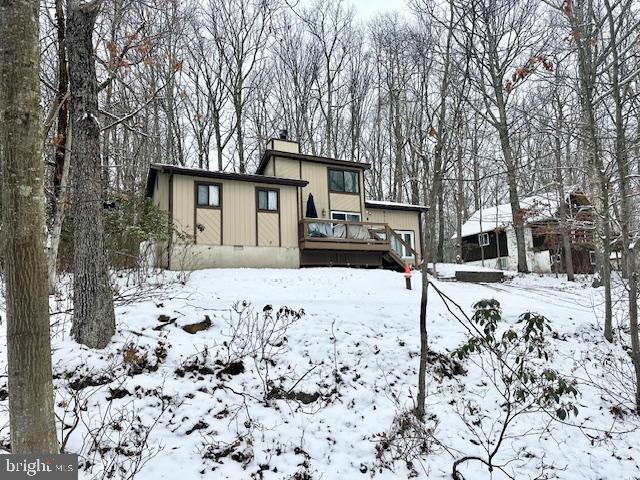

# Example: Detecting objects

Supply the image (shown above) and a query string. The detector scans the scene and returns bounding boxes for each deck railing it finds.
[387,229,419,267]
[299,218,420,267]
[299,218,389,245]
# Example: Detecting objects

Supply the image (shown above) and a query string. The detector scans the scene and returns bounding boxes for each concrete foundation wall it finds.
[143,242,300,270]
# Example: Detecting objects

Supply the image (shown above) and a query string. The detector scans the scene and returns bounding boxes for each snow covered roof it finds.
[456,195,560,238]
[365,199,429,212]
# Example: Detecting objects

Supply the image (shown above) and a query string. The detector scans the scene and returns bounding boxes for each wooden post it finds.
[404,263,412,290]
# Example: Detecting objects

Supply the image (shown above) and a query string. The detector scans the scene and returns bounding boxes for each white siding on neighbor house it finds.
[480,226,552,273]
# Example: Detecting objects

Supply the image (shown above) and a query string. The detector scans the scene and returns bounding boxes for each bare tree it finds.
[47,0,70,293]
[0,0,58,452]
[67,0,116,349]
[411,0,458,419]
[601,0,640,411]
[301,0,354,158]
[555,0,614,340]
[206,0,277,172]
[452,0,552,273]
[550,65,575,281]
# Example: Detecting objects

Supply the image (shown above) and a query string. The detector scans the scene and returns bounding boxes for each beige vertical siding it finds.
[172,174,195,241]
[268,139,300,153]
[263,159,275,176]
[154,173,169,210]
[365,207,423,260]
[274,156,300,179]
[257,213,279,246]
[164,173,299,248]
[300,162,329,218]
[329,193,361,213]
[196,209,221,245]
[221,181,256,245]
[366,209,385,228]
[280,187,299,247]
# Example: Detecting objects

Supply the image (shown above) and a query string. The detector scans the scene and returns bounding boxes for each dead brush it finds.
[120,339,169,376]
[122,343,149,375]
[374,410,438,476]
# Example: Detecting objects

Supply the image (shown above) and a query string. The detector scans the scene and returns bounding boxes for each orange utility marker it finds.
[404,263,412,290]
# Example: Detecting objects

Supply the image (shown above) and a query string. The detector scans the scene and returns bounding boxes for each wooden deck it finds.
[298,219,419,270]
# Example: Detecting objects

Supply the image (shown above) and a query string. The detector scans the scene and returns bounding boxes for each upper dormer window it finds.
[329,169,359,194]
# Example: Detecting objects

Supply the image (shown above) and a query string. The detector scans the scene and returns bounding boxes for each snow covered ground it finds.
[1,267,639,479]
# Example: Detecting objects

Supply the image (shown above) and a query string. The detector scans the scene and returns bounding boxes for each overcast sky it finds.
[349,0,407,19]
[295,0,409,21]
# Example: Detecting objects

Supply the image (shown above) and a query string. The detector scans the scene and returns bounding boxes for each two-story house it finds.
[145,138,428,270]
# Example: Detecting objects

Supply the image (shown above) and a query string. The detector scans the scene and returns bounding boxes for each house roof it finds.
[456,194,561,238]
[145,163,308,197]
[256,150,371,175]
[365,200,429,212]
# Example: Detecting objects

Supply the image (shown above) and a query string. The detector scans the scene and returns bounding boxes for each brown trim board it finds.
[146,164,307,197]
[257,150,371,175]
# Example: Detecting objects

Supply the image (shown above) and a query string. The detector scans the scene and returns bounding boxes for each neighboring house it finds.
[145,138,428,270]
[454,190,595,274]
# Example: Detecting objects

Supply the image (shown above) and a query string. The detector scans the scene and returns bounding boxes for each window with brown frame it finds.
[328,168,359,193]
[257,188,279,212]
[196,183,221,208]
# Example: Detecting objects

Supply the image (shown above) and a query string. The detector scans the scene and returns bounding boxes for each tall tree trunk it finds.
[570,0,613,341]
[0,0,59,453]
[48,126,72,292]
[47,0,70,293]
[213,107,224,171]
[417,7,453,419]
[67,0,116,349]
[392,92,405,203]
[234,92,246,173]
[553,90,574,281]
[497,124,529,273]
[604,0,640,410]
[437,186,445,262]
[484,14,528,273]
[456,135,465,263]
[53,0,69,205]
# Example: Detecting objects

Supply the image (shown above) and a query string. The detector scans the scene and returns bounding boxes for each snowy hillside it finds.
[1,268,639,479]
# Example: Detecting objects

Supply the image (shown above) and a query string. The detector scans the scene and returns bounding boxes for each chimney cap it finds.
[278,129,288,140]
